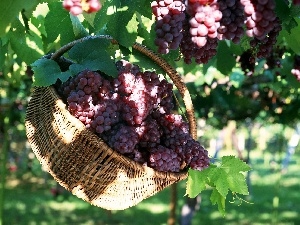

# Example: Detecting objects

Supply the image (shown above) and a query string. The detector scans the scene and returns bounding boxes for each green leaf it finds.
[44,2,75,45]
[281,18,300,54]
[70,15,89,38]
[0,39,8,70]
[8,19,43,64]
[186,168,209,198]
[221,156,251,173]
[216,41,236,75]
[31,58,72,86]
[284,17,298,34]
[106,11,138,47]
[210,188,226,216]
[93,1,111,32]
[0,0,39,37]
[68,38,118,77]
[274,0,290,24]
[209,167,229,198]
[227,172,249,195]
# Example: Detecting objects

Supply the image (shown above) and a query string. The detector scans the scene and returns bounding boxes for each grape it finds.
[120,74,155,126]
[56,60,210,172]
[180,20,219,64]
[185,139,210,171]
[148,145,181,172]
[67,90,95,128]
[91,100,120,134]
[241,0,277,40]
[106,124,139,154]
[291,55,300,81]
[217,0,246,44]
[62,0,102,15]
[157,113,210,171]
[135,117,162,148]
[154,79,174,114]
[151,0,186,54]
[186,0,222,48]
[250,17,282,59]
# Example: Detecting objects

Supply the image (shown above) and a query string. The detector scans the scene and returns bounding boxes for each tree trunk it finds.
[168,183,177,225]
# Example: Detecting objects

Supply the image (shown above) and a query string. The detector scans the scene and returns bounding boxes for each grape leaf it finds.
[8,19,43,64]
[185,155,250,215]
[93,1,111,32]
[68,38,118,77]
[44,2,75,46]
[209,167,229,198]
[221,156,251,173]
[0,0,39,37]
[227,172,249,195]
[106,11,138,47]
[186,168,209,198]
[0,39,8,69]
[281,18,300,54]
[216,41,236,75]
[210,188,226,216]
[70,15,89,39]
[31,58,72,86]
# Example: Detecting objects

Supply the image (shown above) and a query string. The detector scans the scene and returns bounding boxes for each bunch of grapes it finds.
[250,17,282,59]
[186,0,222,47]
[241,0,277,39]
[151,0,186,54]
[291,55,300,81]
[149,0,284,66]
[63,0,102,16]
[56,61,210,172]
[217,0,245,44]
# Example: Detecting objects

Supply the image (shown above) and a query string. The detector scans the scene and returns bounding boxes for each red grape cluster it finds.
[241,0,277,39]
[57,61,210,172]
[291,55,300,81]
[180,20,219,64]
[151,0,186,54]
[217,0,245,44]
[150,0,283,65]
[186,0,222,47]
[63,0,102,16]
[250,17,282,59]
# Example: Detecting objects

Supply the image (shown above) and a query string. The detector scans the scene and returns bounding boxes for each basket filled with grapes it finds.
[25,35,210,210]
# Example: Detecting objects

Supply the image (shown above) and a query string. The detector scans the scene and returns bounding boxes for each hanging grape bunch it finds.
[63,0,102,15]
[151,0,282,64]
[56,60,210,173]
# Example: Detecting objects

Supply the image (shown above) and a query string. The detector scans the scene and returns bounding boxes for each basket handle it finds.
[50,35,197,139]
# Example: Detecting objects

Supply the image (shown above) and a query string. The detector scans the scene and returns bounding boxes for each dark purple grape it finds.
[151,0,186,54]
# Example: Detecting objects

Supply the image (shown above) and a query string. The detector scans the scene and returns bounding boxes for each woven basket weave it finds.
[25,36,196,210]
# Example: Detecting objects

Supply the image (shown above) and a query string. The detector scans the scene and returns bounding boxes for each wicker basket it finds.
[25,36,197,210]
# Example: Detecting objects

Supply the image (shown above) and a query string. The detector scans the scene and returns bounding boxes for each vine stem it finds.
[50,35,197,139]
